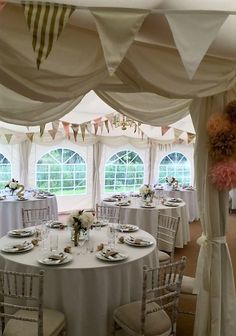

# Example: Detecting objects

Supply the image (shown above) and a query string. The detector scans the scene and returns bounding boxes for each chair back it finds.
[156,213,180,261]
[22,207,50,228]
[141,256,187,335]
[96,204,120,223]
[0,269,44,336]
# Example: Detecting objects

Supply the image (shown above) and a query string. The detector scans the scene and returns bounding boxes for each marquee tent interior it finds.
[1,1,236,336]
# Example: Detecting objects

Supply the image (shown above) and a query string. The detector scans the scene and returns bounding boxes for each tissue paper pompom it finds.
[209,130,236,161]
[225,101,236,124]
[210,160,236,190]
[207,113,231,137]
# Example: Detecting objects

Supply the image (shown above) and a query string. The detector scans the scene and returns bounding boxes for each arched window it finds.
[104,150,144,193]
[0,154,11,189]
[36,148,86,195]
[158,152,191,185]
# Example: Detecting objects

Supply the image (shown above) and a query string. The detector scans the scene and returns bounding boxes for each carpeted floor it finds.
[175,212,236,335]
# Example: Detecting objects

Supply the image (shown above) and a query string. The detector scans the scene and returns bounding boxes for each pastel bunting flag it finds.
[5,134,12,144]
[22,2,75,68]
[80,124,86,141]
[26,132,34,142]
[91,8,149,75]
[71,124,79,142]
[161,126,170,136]
[48,129,57,140]
[62,121,70,139]
[174,128,183,140]
[104,120,109,133]
[187,132,195,144]
[40,124,45,137]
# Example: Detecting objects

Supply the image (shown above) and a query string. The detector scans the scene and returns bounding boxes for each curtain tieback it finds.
[197,234,226,246]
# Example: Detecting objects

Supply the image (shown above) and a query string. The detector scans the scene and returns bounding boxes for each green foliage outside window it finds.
[158,152,191,185]
[0,154,11,190]
[36,148,86,195]
[104,150,144,193]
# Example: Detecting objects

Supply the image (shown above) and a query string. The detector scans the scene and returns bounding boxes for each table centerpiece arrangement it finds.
[139,184,155,203]
[67,210,94,246]
[165,176,179,190]
[5,178,25,196]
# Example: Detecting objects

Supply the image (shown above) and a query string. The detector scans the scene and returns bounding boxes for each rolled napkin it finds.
[6,241,32,251]
[48,253,65,261]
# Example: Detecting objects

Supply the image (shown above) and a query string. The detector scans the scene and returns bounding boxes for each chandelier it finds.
[112,114,137,130]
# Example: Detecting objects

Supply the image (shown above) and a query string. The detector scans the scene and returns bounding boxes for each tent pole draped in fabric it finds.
[190,94,236,336]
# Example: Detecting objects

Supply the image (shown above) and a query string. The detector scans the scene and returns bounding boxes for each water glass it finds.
[107,224,116,248]
[50,232,58,252]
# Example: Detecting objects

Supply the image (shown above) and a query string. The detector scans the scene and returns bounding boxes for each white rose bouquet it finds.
[139,184,155,200]
[5,178,19,195]
[67,210,94,231]
[165,176,178,189]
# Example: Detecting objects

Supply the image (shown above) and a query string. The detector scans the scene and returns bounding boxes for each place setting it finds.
[124,235,154,247]
[38,251,73,266]
[1,240,34,253]
[95,248,128,262]
[46,220,67,229]
[115,224,139,233]
[8,228,35,238]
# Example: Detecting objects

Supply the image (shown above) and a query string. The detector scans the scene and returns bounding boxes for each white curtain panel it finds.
[190,92,236,336]
[92,142,103,207]
[148,140,157,186]
[19,140,32,187]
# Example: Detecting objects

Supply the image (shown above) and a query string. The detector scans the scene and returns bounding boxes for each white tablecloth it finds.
[103,198,190,248]
[0,196,58,237]
[0,227,158,336]
[155,189,199,222]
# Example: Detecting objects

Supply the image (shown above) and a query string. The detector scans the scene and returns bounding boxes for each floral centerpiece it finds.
[165,176,178,190]
[139,184,155,202]
[5,178,19,195]
[67,210,94,246]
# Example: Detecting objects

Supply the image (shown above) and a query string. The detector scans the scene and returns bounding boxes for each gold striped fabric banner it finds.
[22,2,75,68]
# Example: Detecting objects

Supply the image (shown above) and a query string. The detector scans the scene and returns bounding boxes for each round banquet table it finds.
[0,227,158,336]
[103,198,190,248]
[155,189,199,222]
[0,196,58,237]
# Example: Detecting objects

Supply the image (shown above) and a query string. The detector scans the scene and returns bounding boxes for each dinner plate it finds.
[114,202,130,206]
[163,202,179,207]
[16,198,28,201]
[124,237,154,247]
[36,196,47,199]
[46,221,66,229]
[140,205,155,208]
[1,242,34,253]
[116,224,139,232]
[168,198,182,203]
[38,252,73,265]
[92,221,108,227]
[8,229,35,238]
[103,198,116,202]
[96,250,128,262]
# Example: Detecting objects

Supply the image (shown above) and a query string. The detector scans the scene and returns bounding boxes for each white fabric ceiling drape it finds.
[1,3,236,336]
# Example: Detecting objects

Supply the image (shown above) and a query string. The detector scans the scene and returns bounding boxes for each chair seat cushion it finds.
[113,300,172,336]
[3,308,65,336]
[158,251,170,262]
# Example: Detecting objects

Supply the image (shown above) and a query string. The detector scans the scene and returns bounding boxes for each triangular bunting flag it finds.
[161,126,170,136]
[0,1,6,11]
[40,124,45,137]
[22,2,75,69]
[80,124,86,141]
[166,13,228,79]
[174,128,183,140]
[26,132,34,142]
[71,124,79,142]
[86,122,92,134]
[104,120,109,133]
[5,134,12,144]
[94,123,99,135]
[52,120,60,133]
[187,132,195,144]
[62,121,70,139]
[48,129,57,140]
[91,8,149,75]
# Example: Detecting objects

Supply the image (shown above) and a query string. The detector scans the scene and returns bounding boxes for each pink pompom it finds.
[207,113,231,137]
[210,160,236,190]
